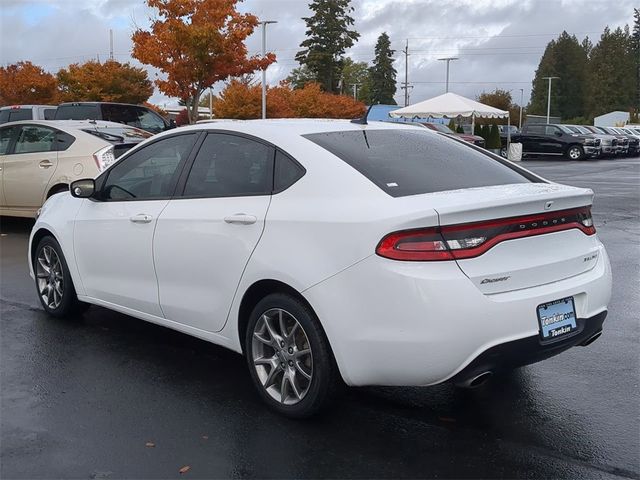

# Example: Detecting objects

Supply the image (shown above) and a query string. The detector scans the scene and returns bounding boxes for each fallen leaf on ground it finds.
[145,442,155,448]
[179,466,190,474]
[202,435,209,440]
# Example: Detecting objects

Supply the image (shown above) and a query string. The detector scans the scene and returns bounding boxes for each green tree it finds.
[295,0,360,93]
[369,32,397,105]
[481,124,490,142]
[587,26,636,116]
[529,31,589,120]
[340,58,371,103]
[447,118,456,131]
[286,65,316,89]
[487,124,501,149]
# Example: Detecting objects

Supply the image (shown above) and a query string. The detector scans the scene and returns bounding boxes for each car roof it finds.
[173,118,426,137]
[0,119,138,129]
[57,102,146,107]
[0,105,56,110]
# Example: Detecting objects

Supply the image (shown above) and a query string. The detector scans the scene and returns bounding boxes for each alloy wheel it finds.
[251,308,313,405]
[36,245,64,309]
[569,147,582,160]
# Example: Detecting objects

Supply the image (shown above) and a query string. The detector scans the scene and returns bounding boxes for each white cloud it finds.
[0,0,635,106]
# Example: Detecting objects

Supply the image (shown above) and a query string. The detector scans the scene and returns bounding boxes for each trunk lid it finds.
[426,183,600,294]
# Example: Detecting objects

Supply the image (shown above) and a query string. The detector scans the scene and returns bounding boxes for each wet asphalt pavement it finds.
[1,157,639,479]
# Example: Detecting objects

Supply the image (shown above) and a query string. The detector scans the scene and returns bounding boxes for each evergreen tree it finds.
[295,0,360,93]
[488,124,501,149]
[447,119,456,131]
[528,32,588,120]
[587,26,636,116]
[369,32,397,105]
[481,124,490,142]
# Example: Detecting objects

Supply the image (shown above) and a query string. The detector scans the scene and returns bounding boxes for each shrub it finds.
[487,124,501,149]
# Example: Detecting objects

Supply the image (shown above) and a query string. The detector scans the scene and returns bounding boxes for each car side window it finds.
[9,109,32,122]
[0,126,18,155]
[101,134,197,201]
[14,125,56,154]
[526,125,543,134]
[274,150,305,192]
[136,108,166,134]
[545,126,560,136]
[183,133,274,198]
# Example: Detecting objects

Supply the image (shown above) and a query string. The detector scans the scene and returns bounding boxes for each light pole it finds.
[350,83,361,100]
[542,76,559,124]
[518,88,524,129]
[438,57,458,93]
[259,20,277,120]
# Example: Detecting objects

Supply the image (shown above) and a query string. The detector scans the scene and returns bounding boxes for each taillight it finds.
[376,206,596,261]
[93,145,116,172]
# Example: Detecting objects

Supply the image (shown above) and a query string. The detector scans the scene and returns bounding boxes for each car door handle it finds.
[224,214,257,225]
[39,160,54,168]
[130,213,153,224]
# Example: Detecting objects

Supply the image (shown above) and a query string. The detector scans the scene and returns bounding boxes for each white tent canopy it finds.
[389,92,509,120]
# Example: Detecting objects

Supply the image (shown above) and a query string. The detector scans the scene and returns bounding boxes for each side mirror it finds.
[70,179,95,198]
[167,119,176,130]
[555,130,562,137]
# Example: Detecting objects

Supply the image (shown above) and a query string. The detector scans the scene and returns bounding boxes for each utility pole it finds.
[542,76,559,123]
[350,83,361,100]
[109,29,114,60]
[403,39,409,106]
[209,86,213,120]
[438,57,458,93]
[518,88,524,129]
[259,20,277,120]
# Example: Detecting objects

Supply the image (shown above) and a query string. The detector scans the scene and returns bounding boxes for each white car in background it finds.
[0,120,151,217]
[28,120,612,417]
[0,105,57,124]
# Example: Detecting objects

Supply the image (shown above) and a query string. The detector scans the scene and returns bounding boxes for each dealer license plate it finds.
[537,297,577,340]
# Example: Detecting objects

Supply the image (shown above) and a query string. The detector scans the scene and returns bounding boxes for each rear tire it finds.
[34,236,87,318]
[566,145,584,160]
[245,293,339,418]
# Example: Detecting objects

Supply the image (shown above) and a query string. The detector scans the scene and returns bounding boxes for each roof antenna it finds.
[351,104,373,125]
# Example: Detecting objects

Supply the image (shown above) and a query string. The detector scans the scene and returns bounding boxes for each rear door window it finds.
[303,129,532,198]
[14,125,56,154]
[183,133,274,197]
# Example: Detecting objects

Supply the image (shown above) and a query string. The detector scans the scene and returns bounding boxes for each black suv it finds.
[54,102,174,134]
[507,123,601,160]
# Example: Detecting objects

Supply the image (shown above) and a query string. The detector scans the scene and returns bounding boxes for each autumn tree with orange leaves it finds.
[0,61,58,105]
[132,0,275,124]
[57,60,154,104]
[213,80,366,119]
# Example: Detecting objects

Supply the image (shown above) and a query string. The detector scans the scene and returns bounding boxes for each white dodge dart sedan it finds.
[29,119,612,417]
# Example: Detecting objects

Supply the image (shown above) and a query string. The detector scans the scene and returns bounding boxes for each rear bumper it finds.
[304,241,612,387]
[450,310,606,386]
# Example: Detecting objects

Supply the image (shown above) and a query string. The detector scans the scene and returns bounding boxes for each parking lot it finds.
[1,157,639,479]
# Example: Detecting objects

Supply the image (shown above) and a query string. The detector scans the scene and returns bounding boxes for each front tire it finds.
[34,236,86,317]
[566,145,584,160]
[245,293,338,418]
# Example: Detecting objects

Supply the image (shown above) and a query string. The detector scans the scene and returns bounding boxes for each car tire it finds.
[566,145,584,160]
[245,293,339,418]
[33,236,87,318]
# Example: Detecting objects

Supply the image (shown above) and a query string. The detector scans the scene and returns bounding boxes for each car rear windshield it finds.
[303,129,533,197]
[81,127,152,144]
[55,105,100,120]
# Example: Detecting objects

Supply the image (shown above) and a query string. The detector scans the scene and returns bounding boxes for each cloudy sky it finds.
[0,0,635,107]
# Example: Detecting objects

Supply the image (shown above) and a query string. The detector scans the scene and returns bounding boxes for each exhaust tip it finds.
[467,371,493,388]
[580,330,602,347]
